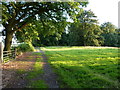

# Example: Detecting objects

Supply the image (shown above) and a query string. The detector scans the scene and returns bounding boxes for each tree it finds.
[68,10,103,46]
[2,2,88,51]
[100,22,119,46]
[30,19,68,46]
[100,22,116,34]
[15,22,39,43]
[32,32,62,46]
[58,32,69,46]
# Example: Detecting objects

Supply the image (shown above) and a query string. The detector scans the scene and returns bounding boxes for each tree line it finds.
[2,1,120,51]
[32,10,120,47]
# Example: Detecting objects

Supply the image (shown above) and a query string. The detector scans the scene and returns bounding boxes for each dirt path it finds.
[39,49,59,88]
[2,49,59,88]
[2,52,37,88]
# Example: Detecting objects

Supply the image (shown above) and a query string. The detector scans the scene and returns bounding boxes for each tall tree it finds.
[58,32,69,46]
[101,22,116,34]
[68,10,103,46]
[2,2,88,51]
[100,22,119,46]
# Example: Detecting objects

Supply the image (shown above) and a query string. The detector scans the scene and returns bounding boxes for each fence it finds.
[0,42,16,64]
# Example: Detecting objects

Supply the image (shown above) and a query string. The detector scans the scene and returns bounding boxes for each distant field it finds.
[42,46,119,88]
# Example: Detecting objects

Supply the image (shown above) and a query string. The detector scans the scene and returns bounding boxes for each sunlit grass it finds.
[26,53,48,88]
[16,52,47,88]
[41,46,118,51]
[43,46,119,88]
[26,57,43,79]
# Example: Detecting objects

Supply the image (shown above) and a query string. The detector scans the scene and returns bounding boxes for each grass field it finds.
[42,46,119,88]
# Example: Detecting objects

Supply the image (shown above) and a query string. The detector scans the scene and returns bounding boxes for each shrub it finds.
[17,43,34,52]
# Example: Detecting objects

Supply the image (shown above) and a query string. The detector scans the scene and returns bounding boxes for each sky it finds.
[85,0,119,28]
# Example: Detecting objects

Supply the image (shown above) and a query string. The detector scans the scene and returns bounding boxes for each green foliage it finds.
[102,33,119,47]
[100,22,119,47]
[17,43,34,52]
[28,80,48,88]
[32,10,104,47]
[58,32,69,46]
[2,4,12,23]
[68,10,103,46]
[16,23,39,43]
[101,22,116,34]
[3,2,118,48]
[33,31,62,47]
[43,46,119,88]
[2,2,88,50]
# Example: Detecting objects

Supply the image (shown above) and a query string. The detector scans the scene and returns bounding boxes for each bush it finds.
[17,43,34,52]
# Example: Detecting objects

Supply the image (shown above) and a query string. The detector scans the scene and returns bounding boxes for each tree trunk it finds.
[4,31,14,51]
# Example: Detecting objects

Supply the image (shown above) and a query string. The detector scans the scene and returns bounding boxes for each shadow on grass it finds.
[52,64,119,88]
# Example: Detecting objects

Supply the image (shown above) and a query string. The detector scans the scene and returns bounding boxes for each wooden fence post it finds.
[0,42,3,63]
[15,48,17,59]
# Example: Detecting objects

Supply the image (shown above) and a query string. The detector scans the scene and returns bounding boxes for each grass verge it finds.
[26,52,48,88]
[16,52,48,88]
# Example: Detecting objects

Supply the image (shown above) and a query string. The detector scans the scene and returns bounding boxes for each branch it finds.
[40,18,46,31]
[14,21,28,32]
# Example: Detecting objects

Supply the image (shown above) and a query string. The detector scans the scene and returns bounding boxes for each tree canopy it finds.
[100,22,119,47]
[68,10,103,46]
[2,1,119,49]
[2,2,88,51]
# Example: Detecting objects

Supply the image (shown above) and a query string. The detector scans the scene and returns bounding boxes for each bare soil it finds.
[2,52,37,88]
[2,50,59,88]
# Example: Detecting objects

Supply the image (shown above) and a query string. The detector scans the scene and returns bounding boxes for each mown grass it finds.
[43,46,119,88]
